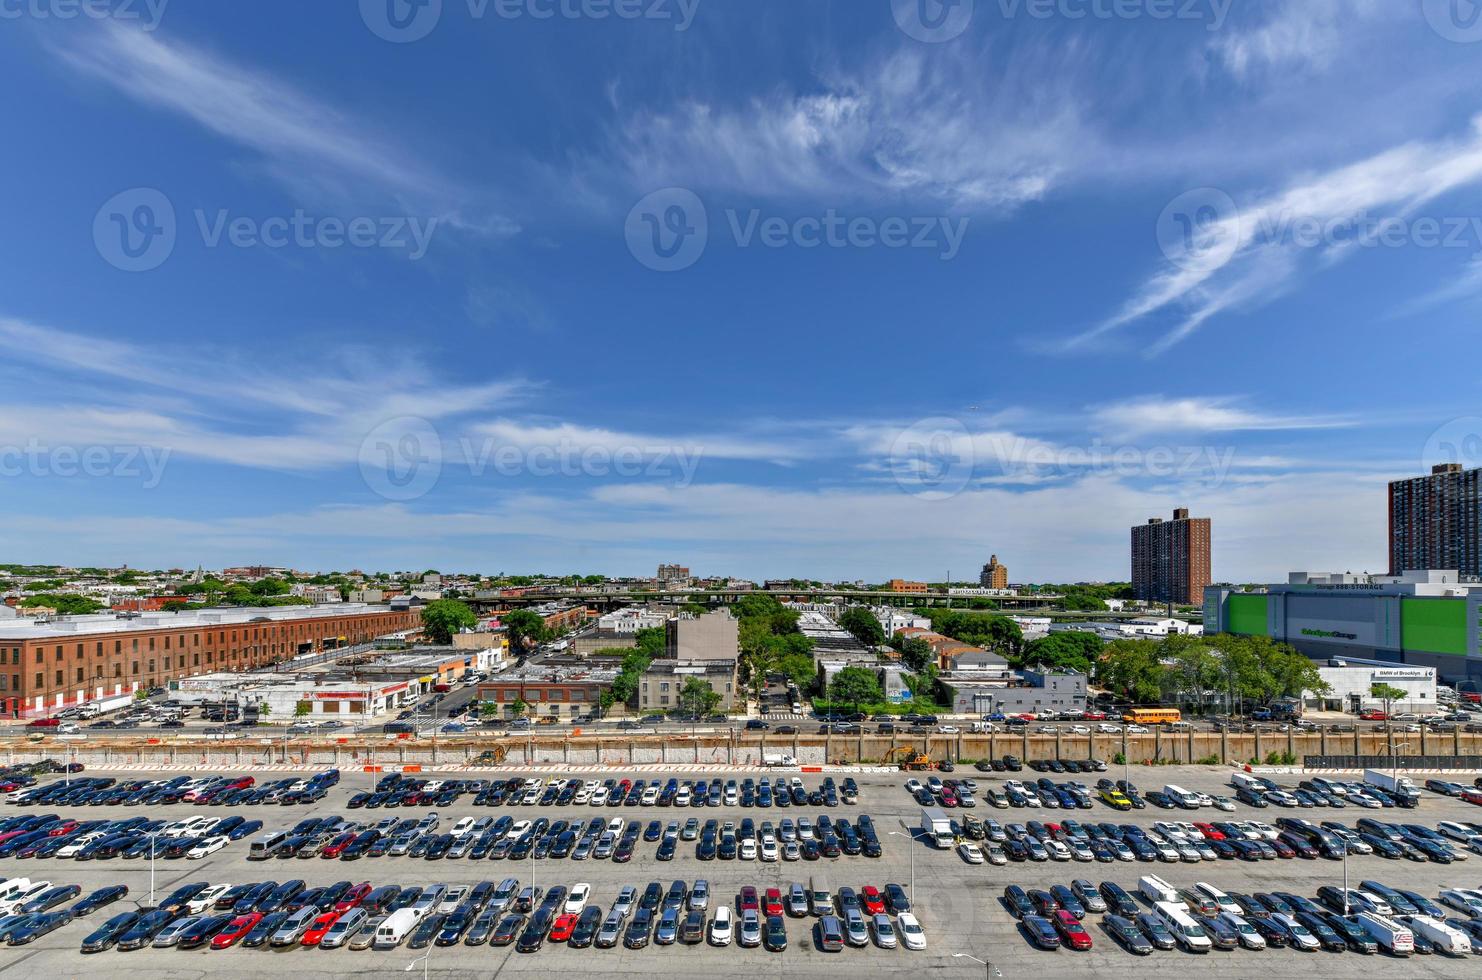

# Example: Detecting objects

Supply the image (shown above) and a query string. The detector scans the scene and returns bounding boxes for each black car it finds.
[1098,882,1139,917]
[516,910,552,953]
[763,914,787,951]
[176,913,232,950]
[80,911,139,953]
[1104,914,1153,954]
[9,910,74,946]
[115,908,177,951]
[624,908,653,949]
[241,910,288,948]
[884,883,911,914]
[570,906,602,948]
[408,913,445,950]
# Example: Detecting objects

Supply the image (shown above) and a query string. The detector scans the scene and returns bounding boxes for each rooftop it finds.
[0,601,413,640]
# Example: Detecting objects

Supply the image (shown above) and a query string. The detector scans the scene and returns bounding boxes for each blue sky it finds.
[3,0,1482,582]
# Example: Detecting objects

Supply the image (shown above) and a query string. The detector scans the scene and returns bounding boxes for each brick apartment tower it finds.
[1388,463,1482,576]
[1130,508,1211,605]
[979,555,1008,589]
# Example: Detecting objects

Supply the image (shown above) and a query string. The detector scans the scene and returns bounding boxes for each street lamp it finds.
[952,951,1001,979]
[405,950,430,980]
[889,823,916,898]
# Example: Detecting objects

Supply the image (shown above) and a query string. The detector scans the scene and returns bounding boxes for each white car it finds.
[760,837,779,862]
[186,882,233,914]
[938,725,960,734]
[450,817,476,838]
[739,838,757,860]
[566,883,591,915]
[1125,724,1150,734]
[1067,725,1091,735]
[1096,724,1122,734]
[708,905,733,946]
[957,842,984,864]
[186,834,229,859]
[897,911,926,950]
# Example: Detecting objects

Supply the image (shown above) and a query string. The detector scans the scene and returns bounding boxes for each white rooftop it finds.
[0,602,406,640]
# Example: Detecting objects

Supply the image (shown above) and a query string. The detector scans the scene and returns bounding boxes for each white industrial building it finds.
[1308,658,1438,713]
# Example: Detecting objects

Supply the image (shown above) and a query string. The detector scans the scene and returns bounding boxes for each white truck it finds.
[1356,911,1414,956]
[1363,769,1419,798]
[1402,915,1472,955]
[919,807,954,849]
[762,753,797,767]
[77,693,133,719]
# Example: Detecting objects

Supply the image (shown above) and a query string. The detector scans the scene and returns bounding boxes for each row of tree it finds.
[1095,632,1329,712]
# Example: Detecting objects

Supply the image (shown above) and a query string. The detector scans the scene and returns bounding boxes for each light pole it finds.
[890,824,915,898]
[405,949,430,980]
[952,951,1001,979]
[147,830,160,905]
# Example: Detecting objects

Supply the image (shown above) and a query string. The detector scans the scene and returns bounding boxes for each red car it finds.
[26,718,60,728]
[210,913,262,949]
[1269,839,1295,859]
[1460,789,1482,806]
[1053,910,1092,950]
[549,913,578,942]
[739,887,759,912]
[300,911,342,946]
[1194,822,1224,841]
[940,786,959,808]
[334,882,373,913]
[1359,709,1387,721]
[763,888,784,917]
[322,832,358,859]
[1082,710,1107,721]
[46,820,79,837]
[861,887,885,915]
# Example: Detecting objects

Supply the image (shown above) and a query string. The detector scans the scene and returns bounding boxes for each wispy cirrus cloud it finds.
[48,23,517,237]
[586,43,1089,213]
[1062,114,1482,353]
[1092,396,1354,437]
[1210,0,1389,79]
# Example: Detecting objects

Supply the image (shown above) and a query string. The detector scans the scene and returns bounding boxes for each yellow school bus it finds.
[1121,707,1182,725]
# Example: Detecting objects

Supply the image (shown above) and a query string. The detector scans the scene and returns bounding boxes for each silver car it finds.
[596,911,623,948]
[270,906,318,947]
[319,908,368,949]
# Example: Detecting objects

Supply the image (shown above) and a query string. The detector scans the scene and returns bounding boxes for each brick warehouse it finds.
[0,603,421,718]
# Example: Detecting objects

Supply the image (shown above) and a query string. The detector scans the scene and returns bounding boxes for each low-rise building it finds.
[887,579,929,594]
[477,661,618,722]
[941,668,1087,716]
[1309,658,1438,713]
[638,658,738,713]
[665,609,739,662]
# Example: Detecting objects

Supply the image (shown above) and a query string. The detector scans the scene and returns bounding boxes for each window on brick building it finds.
[34,673,42,689]
[54,670,62,685]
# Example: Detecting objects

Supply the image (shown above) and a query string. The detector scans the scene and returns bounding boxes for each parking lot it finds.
[0,764,1479,977]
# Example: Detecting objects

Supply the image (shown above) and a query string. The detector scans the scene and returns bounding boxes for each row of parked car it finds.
[0,811,263,861]
[950,813,1482,866]
[0,878,130,946]
[5,770,342,808]
[73,875,928,954]
[1004,873,1482,956]
[248,808,884,864]
[351,773,860,810]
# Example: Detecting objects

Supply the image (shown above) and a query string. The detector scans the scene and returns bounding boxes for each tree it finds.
[838,607,886,647]
[1371,682,1408,718]
[828,666,882,713]
[420,599,477,644]
[294,701,311,718]
[676,677,722,719]
[479,701,500,718]
[19,594,104,615]
[894,635,935,674]
[500,609,550,655]
[510,697,530,719]
[256,703,271,719]
[1017,632,1102,673]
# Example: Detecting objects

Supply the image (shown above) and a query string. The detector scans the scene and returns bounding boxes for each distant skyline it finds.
[2,3,1480,582]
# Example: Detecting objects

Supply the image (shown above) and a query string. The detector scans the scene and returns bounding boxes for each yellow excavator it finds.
[884,746,933,770]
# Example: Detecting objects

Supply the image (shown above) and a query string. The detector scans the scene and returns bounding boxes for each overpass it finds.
[467,588,1164,619]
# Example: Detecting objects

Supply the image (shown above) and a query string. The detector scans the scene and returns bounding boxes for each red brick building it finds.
[0,603,421,718]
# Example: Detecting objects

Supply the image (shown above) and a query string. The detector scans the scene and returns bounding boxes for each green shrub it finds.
[1194,754,1222,766]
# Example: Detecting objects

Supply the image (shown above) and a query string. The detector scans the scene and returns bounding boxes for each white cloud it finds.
[50,24,516,236]
[464,419,809,465]
[1211,0,1388,79]
[1092,396,1353,437]
[1391,253,1482,317]
[591,45,1086,212]
[1066,115,1482,352]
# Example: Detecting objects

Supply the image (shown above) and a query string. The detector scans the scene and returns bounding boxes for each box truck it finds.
[1364,769,1418,798]
[919,807,954,849]
[762,753,797,767]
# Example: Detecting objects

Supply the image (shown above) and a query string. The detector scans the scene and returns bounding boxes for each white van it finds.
[1162,784,1201,809]
[1190,882,1240,915]
[1229,772,1264,792]
[1402,915,1470,955]
[1356,911,1414,956]
[1138,874,1180,906]
[1152,901,1212,953]
[373,908,420,949]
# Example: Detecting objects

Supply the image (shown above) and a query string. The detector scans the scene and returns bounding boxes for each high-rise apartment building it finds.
[1130,508,1211,605]
[979,555,1008,589]
[1389,463,1482,576]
